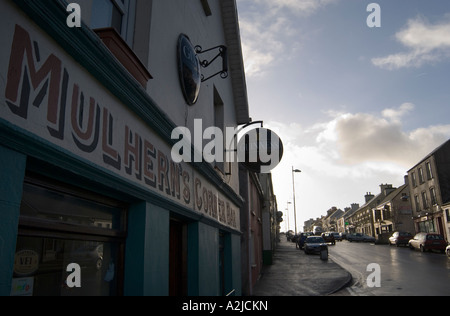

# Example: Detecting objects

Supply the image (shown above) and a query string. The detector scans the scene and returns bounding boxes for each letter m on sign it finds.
[5,25,64,137]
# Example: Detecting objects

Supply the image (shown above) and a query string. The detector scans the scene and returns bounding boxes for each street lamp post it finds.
[292,167,302,235]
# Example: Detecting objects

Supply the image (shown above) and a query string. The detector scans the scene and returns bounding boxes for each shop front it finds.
[414,211,447,242]
[0,1,242,296]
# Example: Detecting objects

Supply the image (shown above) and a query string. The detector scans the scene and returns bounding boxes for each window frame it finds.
[91,0,137,47]
[418,167,425,184]
[16,173,127,295]
[426,161,434,180]
[421,191,429,210]
[430,187,437,206]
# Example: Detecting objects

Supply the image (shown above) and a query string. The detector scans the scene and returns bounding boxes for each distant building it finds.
[372,176,414,242]
[322,207,343,232]
[337,204,359,233]
[347,186,395,236]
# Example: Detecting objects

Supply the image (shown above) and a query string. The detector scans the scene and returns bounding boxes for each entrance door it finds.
[437,217,446,241]
[169,220,187,296]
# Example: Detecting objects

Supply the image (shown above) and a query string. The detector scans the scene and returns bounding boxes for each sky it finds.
[235,0,450,232]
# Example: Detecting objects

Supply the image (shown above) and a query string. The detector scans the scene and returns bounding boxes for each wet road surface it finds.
[328,240,450,296]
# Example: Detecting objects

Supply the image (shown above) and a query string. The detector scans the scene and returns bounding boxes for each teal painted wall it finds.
[124,202,169,296]
[0,146,26,296]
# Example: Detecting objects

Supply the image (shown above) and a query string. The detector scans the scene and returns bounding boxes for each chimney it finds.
[365,192,374,203]
[404,175,409,185]
[380,183,395,196]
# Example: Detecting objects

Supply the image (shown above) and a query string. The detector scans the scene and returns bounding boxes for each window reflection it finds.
[12,237,119,296]
[20,182,122,231]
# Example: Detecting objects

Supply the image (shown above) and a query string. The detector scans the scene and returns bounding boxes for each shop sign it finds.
[177,34,201,105]
[0,12,240,231]
[14,250,39,276]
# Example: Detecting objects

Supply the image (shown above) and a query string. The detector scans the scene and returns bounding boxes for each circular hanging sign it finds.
[177,34,201,105]
[237,128,284,174]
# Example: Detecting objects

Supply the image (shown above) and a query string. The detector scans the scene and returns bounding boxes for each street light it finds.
[292,167,301,235]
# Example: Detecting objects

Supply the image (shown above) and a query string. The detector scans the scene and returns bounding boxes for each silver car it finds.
[347,233,376,243]
[304,236,328,255]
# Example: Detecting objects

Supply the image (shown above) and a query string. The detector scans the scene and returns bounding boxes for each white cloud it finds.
[372,16,450,70]
[381,102,414,123]
[270,103,450,171]
[267,105,450,230]
[260,0,338,15]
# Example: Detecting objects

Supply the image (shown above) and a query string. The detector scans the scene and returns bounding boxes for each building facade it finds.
[238,166,261,296]
[1,0,249,296]
[372,178,414,242]
[408,139,450,242]
[258,173,278,266]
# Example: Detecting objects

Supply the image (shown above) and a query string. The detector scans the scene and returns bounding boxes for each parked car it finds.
[304,236,328,255]
[347,233,376,243]
[446,245,450,258]
[321,232,336,245]
[389,232,413,247]
[408,233,447,253]
[332,232,342,241]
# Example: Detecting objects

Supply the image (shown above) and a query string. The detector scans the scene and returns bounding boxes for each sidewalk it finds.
[252,238,352,296]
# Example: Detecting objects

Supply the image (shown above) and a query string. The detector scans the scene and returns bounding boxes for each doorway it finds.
[169,219,187,296]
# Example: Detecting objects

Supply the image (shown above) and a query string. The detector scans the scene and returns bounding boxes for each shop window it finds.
[12,176,127,296]
[13,236,120,296]
[418,220,436,233]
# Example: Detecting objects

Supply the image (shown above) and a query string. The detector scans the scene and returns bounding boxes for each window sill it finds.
[94,27,152,88]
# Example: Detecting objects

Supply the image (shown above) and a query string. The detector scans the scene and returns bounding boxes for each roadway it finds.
[328,240,450,296]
